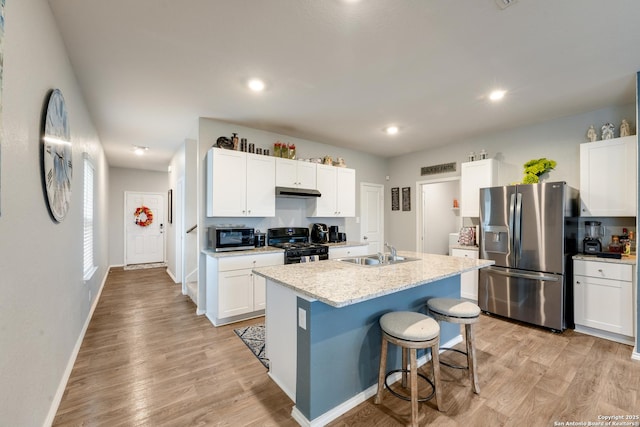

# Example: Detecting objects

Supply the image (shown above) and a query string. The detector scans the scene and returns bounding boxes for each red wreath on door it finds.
[134,206,154,227]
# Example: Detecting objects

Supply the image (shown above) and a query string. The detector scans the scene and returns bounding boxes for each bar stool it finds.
[374,311,442,427]
[426,298,481,394]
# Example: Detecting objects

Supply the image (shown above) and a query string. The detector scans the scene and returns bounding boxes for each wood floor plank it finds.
[54,268,640,426]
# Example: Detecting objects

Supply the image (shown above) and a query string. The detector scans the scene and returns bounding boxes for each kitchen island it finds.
[253,251,493,426]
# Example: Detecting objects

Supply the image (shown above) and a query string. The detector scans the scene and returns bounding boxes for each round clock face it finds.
[42,89,72,222]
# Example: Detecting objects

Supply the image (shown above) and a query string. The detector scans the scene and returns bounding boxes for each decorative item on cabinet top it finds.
[522,158,556,184]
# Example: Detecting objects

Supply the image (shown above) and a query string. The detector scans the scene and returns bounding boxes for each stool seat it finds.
[380,311,439,341]
[427,298,481,319]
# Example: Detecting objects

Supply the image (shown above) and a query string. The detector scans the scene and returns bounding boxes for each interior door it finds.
[360,183,384,254]
[125,192,165,265]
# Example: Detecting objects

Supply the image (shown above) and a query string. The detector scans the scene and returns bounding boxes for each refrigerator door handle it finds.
[513,192,523,266]
[486,266,560,282]
[508,193,516,265]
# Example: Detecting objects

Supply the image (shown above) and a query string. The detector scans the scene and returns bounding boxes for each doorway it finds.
[124,191,165,265]
[417,178,460,254]
[360,183,384,254]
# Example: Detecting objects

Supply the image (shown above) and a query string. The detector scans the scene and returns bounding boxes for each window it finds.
[83,155,97,280]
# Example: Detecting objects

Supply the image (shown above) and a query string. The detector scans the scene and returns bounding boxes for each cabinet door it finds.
[218,269,254,318]
[461,159,498,218]
[275,158,298,187]
[314,164,338,216]
[574,274,633,336]
[297,161,317,189]
[253,273,266,310]
[451,248,479,301]
[246,154,275,217]
[207,148,247,217]
[336,168,356,217]
[580,136,637,216]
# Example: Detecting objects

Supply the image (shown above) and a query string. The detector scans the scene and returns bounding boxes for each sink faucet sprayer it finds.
[385,242,397,258]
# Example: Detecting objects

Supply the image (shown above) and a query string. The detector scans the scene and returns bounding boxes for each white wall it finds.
[387,104,636,251]
[108,167,169,266]
[0,0,109,425]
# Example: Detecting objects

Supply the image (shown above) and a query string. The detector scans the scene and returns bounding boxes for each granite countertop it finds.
[253,251,494,308]
[325,241,368,248]
[202,246,284,258]
[572,254,636,265]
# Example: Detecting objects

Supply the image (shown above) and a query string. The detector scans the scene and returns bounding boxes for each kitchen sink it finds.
[336,254,420,266]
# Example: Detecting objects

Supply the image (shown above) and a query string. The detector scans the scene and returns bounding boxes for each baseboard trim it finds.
[166,267,178,283]
[574,325,635,346]
[43,266,111,427]
[289,334,463,426]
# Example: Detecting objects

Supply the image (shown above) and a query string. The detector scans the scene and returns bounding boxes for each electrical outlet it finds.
[298,308,307,330]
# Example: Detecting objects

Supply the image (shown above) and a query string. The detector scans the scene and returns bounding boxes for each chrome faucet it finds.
[377,252,385,264]
[385,242,397,259]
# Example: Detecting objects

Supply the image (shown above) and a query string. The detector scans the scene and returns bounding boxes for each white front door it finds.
[125,192,165,265]
[360,183,384,254]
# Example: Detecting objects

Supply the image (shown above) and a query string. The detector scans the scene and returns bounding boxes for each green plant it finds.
[522,158,557,184]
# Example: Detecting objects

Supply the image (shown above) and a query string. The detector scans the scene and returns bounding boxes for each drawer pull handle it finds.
[598,269,603,272]
[576,281,581,284]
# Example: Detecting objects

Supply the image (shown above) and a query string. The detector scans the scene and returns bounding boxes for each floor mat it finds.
[234,323,269,369]
[123,262,167,270]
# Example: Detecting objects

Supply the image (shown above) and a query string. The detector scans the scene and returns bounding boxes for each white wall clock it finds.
[42,88,72,222]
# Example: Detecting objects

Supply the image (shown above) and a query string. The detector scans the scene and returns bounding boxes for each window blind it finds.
[83,157,95,279]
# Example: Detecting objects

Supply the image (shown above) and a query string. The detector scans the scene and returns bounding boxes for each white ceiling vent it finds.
[495,0,517,9]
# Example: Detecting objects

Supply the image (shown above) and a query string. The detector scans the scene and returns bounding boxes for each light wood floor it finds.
[54,267,640,426]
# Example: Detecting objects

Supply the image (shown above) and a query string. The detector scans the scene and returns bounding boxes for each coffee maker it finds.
[583,221,603,254]
[311,223,329,243]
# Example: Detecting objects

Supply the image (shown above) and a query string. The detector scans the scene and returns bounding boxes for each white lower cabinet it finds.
[573,259,635,341]
[206,252,283,326]
[451,248,479,301]
[328,245,369,259]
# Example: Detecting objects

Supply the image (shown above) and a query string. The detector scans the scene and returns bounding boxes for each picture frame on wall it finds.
[391,187,399,211]
[402,187,411,211]
[0,0,6,216]
[168,189,173,224]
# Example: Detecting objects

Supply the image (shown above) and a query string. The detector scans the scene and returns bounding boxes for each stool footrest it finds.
[384,369,435,403]
[439,347,469,370]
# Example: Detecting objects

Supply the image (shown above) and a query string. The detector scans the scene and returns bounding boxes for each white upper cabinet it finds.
[246,153,277,217]
[579,136,637,217]
[275,158,317,189]
[207,148,275,217]
[460,159,499,218]
[308,164,356,217]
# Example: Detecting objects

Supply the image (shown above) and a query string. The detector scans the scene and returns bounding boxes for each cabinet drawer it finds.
[451,248,479,259]
[573,260,632,281]
[219,252,284,271]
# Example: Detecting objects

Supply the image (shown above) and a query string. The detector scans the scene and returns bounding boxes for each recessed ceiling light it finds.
[385,126,399,135]
[248,78,266,92]
[489,90,506,101]
[133,146,148,156]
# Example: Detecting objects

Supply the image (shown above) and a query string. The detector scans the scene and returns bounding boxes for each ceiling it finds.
[48,0,640,172]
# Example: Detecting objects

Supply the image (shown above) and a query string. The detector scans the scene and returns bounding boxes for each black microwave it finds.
[207,227,255,252]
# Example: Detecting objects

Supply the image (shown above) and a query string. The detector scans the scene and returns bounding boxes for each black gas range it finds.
[267,227,329,264]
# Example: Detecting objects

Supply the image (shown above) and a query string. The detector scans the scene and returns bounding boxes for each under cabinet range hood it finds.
[275,186,321,198]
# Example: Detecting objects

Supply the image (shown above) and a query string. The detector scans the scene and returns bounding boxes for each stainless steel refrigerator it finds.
[478,182,579,331]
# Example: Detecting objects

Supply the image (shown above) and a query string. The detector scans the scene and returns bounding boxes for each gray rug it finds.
[234,324,269,369]
[124,262,167,270]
